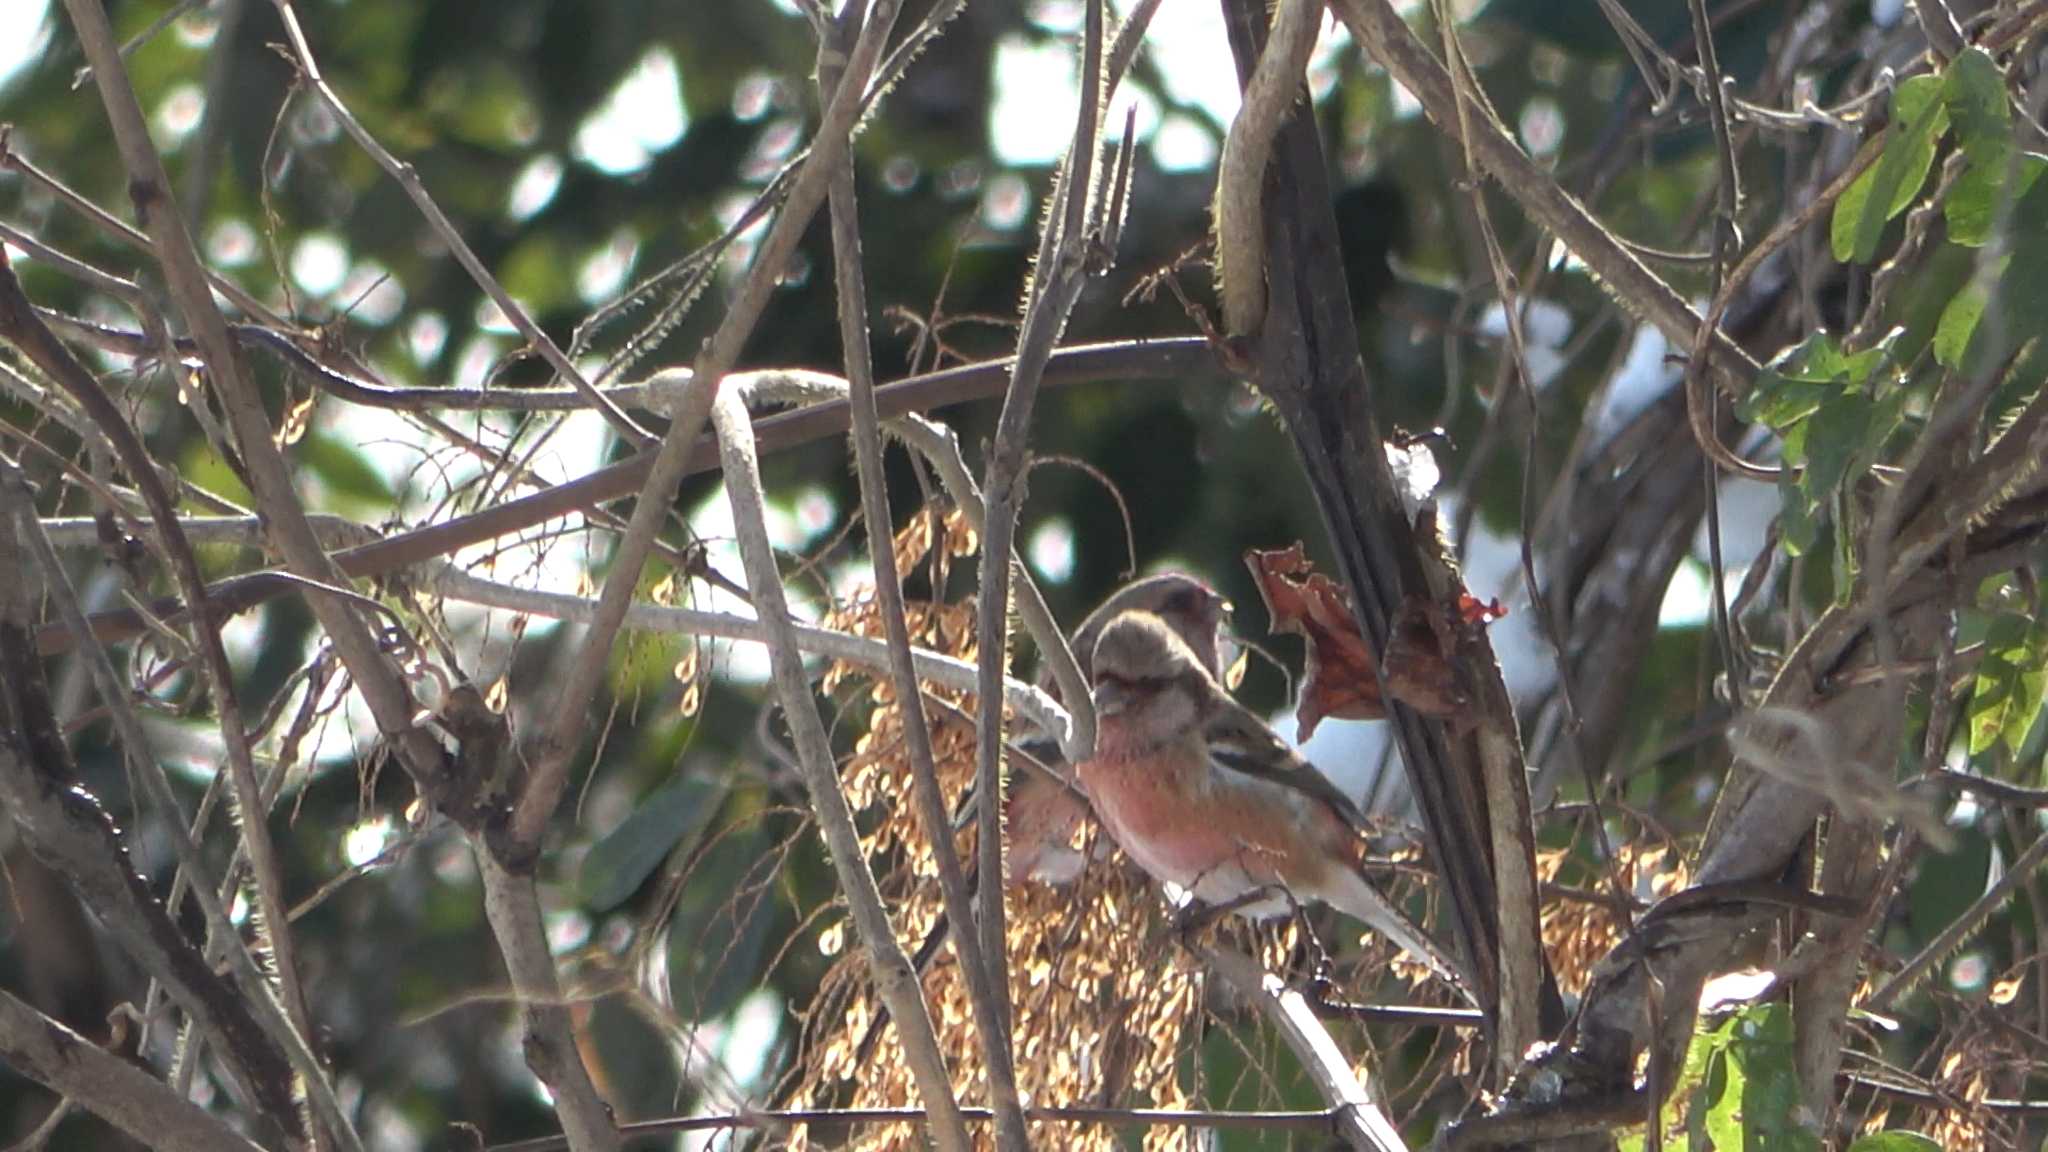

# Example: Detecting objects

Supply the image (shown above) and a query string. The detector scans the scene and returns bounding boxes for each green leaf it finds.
[1934,277,1996,368]
[1739,372,1827,431]
[1716,1004,1820,1152]
[1910,826,1991,943]
[666,815,783,1021]
[1847,1134,1943,1152]
[1778,472,1822,556]
[1744,332,1904,558]
[1940,173,2048,376]
[1967,612,2048,756]
[1700,1034,1743,1150]
[579,775,727,911]
[1802,391,1877,498]
[1946,153,2046,246]
[1834,75,1948,263]
[1739,331,1889,430]
[1990,176,2048,339]
[1891,240,1978,358]
[1942,47,2011,163]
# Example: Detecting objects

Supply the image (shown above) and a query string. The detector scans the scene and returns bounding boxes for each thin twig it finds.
[0,467,307,1136]
[709,383,973,1151]
[817,5,1030,1143]
[0,252,328,1142]
[1684,0,1753,707]
[1927,768,2048,809]
[514,0,909,856]
[1330,0,1766,406]
[59,0,453,854]
[970,0,1111,1050]
[488,1103,1352,1152]
[9,477,365,1147]
[264,0,650,445]
[1869,826,2048,1010]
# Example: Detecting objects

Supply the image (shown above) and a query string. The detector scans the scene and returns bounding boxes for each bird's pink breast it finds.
[1079,748,1328,892]
[1080,753,1202,882]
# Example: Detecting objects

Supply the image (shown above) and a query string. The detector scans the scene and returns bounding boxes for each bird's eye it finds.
[1094,670,1159,695]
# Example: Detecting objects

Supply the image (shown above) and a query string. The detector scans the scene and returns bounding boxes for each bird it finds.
[849,573,1231,1066]
[1005,572,1232,886]
[1075,608,1472,995]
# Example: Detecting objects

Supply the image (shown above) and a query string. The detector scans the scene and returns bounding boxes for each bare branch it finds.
[708,383,973,1151]
[1331,0,1766,405]
[57,0,456,850]
[3,464,363,1152]
[0,469,297,1131]
[1198,946,1412,1152]
[264,0,650,445]
[487,1102,1355,1152]
[474,856,619,1152]
[0,990,270,1152]
[35,338,1220,658]
[971,0,1111,1053]
[513,0,944,860]
[1212,0,1323,336]
[817,8,1031,1146]
[425,565,1070,741]
[0,248,323,1141]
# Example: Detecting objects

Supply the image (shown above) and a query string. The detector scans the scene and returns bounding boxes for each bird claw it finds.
[1170,885,1284,947]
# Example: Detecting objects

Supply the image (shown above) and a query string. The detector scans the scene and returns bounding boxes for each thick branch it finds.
[1217,0,1561,1051]
[0,989,270,1152]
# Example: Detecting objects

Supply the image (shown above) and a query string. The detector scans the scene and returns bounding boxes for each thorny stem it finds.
[971,0,1110,1052]
[818,5,1033,1146]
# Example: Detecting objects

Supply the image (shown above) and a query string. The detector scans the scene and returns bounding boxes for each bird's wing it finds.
[1202,697,1371,827]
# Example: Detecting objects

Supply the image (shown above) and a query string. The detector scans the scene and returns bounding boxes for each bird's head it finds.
[1088,611,1212,743]
[1076,572,1233,679]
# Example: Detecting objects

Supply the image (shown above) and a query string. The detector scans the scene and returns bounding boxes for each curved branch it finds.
[1213,0,1324,336]
[424,562,1070,740]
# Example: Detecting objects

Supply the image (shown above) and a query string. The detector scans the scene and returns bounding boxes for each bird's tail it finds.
[1324,866,1477,1004]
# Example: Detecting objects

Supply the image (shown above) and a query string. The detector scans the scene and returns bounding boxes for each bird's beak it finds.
[1093,679,1130,717]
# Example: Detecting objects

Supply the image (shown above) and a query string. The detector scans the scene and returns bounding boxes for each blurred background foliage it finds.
[3,0,2040,1148]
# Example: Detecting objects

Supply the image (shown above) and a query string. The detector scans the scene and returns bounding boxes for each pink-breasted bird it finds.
[1006,573,1232,887]
[854,575,1230,1065]
[1076,609,1471,994]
